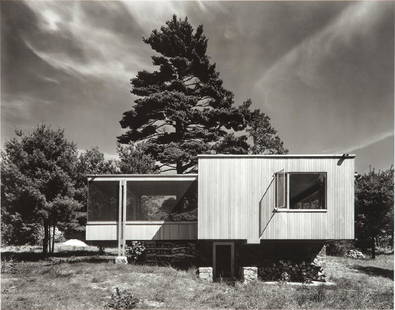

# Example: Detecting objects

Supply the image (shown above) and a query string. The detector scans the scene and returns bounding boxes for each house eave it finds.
[197,154,356,159]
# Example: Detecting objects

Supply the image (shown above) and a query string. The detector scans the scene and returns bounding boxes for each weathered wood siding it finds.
[86,223,117,240]
[86,222,197,240]
[198,155,355,243]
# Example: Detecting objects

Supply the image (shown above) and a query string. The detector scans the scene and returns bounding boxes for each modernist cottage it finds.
[86,154,355,280]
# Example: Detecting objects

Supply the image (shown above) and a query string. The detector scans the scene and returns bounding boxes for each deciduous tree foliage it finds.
[355,167,394,258]
[118,15,286,173]
[117,143,158,174]
[1,125,80,253]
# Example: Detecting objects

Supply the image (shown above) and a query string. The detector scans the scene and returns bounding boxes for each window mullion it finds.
[286,173,290,209]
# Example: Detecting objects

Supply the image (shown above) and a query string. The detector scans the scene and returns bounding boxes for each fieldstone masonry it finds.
[198,267,213,281]
[115,256,128,264]
[242,267,258,283]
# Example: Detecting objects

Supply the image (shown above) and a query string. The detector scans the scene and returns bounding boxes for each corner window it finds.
[275,172,326,210]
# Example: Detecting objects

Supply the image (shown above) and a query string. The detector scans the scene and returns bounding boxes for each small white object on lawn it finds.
[62,239,88,247]
[115,256,128,264]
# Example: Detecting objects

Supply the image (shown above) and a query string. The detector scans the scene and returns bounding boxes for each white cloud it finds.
[22,1,150,83]
[41,9,61,31]
[345,131,394,153]
[255,1,382,90]
[120,0,188,32]
[323,131,394,153]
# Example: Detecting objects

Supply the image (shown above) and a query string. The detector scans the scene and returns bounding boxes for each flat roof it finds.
[87,174,198,179]
[197,154,356,159]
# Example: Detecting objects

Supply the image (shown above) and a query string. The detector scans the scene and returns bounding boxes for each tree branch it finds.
[182,76,194,83]
[157,163,176,169]
[160,167,176,172]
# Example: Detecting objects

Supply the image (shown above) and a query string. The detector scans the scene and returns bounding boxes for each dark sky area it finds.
[1,1,393,173]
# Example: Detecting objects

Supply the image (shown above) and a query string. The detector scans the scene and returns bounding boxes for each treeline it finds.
[1,125,157,253]
[1,125,393,258]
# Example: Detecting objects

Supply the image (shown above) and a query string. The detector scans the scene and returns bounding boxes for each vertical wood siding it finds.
[198,156,354,243]
[86,222,197,240]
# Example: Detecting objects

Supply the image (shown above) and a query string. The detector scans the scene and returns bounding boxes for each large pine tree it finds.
[119,15,286,173]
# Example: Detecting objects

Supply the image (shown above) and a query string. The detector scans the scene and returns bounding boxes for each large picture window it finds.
[126,180,197,221]
[275,172,326,210]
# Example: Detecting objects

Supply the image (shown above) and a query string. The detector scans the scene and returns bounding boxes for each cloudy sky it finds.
[1,1,393,173]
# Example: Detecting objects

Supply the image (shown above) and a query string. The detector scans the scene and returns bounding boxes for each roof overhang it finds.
[87,174,198,182]
[197,154,356,159]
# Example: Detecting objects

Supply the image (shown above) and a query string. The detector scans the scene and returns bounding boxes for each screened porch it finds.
[86,175,198,250]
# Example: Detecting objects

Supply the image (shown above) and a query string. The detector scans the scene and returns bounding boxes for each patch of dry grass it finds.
[1,254,393,309]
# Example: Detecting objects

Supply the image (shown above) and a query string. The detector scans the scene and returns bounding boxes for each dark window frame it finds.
[125,180,198,222]
[275,172,327,210]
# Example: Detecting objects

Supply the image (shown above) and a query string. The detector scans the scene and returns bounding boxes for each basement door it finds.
[213,241,235,280]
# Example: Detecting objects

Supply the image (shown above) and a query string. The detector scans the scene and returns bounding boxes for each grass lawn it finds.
[1,254,393,310]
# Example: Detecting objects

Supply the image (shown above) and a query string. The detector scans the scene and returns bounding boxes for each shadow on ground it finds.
[351,265,394,280]
[1,251,115,263]
[1,251,196,270]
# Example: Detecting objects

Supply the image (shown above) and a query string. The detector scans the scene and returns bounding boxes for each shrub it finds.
[1,259,16,274]
[258,260,325,283]
[126,241,145,263]
[106,287,139,309]
[345,249,365,259]
[325,240,355,256]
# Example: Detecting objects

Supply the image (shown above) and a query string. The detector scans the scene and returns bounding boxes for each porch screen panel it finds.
[88,181,119,221]
[126,181,197,221]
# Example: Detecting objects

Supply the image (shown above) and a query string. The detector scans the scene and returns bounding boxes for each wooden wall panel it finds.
[86,224,117,240]
[86,222,197,240]
[125,222,197,240]
[198,155,355,243]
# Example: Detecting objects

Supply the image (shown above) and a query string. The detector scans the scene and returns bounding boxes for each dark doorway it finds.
[213,242,234,280]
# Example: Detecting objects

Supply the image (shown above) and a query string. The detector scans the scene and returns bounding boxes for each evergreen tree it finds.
[117,143,158,174]
[248,107,288,154]
[118,15,255,173]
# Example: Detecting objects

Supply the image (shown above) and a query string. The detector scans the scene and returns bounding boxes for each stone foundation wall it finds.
[136,241,198,266]
[115,256,128,264]
[242,267,258,283]
[198,267,213,281]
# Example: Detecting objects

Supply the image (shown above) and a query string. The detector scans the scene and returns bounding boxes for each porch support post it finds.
[116,180,127,264]
[122,179,127,256]
[242,267,258,283]
[117,180,122,257]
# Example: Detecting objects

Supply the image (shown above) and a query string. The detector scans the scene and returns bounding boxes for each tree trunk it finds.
[175,120,184,174]
[176,161,183,174]
[371,236,376,259]
[43,222,49,255]
[51,225,56,253]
